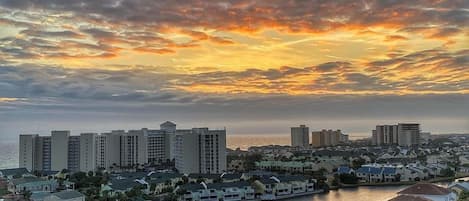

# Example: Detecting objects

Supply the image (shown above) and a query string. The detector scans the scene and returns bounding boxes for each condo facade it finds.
[19,121,227,174]
[371,123,420,146]
[311,129,348,147]
[291,125,309,148]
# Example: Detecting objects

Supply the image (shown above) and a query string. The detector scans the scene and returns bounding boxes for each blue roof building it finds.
[337,166,353,175]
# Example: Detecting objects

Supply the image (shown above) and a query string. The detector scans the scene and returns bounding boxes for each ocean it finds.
[0,140,19,169]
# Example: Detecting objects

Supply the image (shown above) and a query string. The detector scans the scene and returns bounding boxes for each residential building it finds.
[35,136,51,171]
[311,129,346,147]
[0,168,31,179]
[254,175,317,201]
[19,134,38,171]
[79,133,97,172]
[371,123,420,146]
[96,131,121,170]
[291,125,309,148]
[19,122,227,174]
[181,181,255,201]
[120,129,148,168]
[8,177,58,193]
[175,128,227,174]
[374,125,398,145]
[393,183,457,201]
[51,131,70,171]
[67,136,80,172]
[44,190,85,201]
[398,123,420,146]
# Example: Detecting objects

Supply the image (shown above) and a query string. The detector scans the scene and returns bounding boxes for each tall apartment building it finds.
[51,131,70,171]
[19,134,37,171]
[120,129,148,167]
[34,136,51,171]
[174,128,227,174]
[79,133,96,172]
[291,125,309,147]
[96,131,125,170]
[373,125,398,145]
[311,129,346,147]
[147,121,176,163]
[397,123,420,146]
[19,121,226,174]
[371,123,420,146]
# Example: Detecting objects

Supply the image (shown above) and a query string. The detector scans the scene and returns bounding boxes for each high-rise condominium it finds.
[311,129,347,147]
[19,121,227,174]
[291,125,309,147]
[371,123,420,146]
[51,130,70,171]
[174,128,227,174]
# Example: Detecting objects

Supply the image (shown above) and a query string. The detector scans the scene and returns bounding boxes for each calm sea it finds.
[0,140,18,169]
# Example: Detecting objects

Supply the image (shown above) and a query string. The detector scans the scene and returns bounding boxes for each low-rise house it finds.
[448,181,469,195]
[30,191,52,201]
[396,183,457,201]
[388,195,433,201]
[220,173,243,183]
[337,166,354,175]
[382,167,398,182]
[44,190,85,201]
[188,174,222,184]
[253,175,318,200]
[356,167,382,182]
[147,172,183,194]
[8,177,58,194]
[180,181,255,201]
[101,178,149,196]
[0,168,32,179]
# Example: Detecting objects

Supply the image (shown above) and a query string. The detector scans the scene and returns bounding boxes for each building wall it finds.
[68,136,80,172]
[175,128,227,174]
[311,132,321,148]
[375,125,398,145]
[311,130,345,147]
[291,125,309,147]
[120,129,147,167]
[175,130,199,174]
[397,123,420,146]
[51,131,70,171]
[19,134,37,171]
[147,130,167,163]
[33,136,52,171]
[80,133,96,172]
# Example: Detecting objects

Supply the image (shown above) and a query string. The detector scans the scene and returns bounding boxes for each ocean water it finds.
[0,141,18,169]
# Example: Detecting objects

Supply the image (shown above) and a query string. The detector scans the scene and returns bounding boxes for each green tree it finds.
[23,190,32,200]
[441,168,455,177]
[458,191,469,201]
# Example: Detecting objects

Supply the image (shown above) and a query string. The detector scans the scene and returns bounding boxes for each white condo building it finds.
[174,128,227,174]
[79,133,97,172]
[19,122,227,174]
[291,125,309,147]
[51,130,70,171]
[371,123,420,146]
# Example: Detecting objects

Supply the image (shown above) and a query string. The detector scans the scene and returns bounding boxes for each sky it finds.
[0,0,468,140]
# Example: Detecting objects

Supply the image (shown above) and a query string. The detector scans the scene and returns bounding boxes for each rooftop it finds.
[398,183,451,195]
[0,168,30,177]
[11,177,48,185]
[50,190,84,199]
[388,195,432,201]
